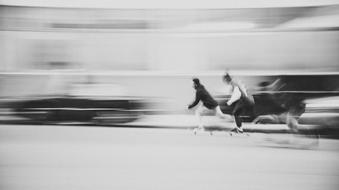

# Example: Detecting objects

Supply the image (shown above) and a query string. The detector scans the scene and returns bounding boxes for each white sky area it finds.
[1,0,339,8]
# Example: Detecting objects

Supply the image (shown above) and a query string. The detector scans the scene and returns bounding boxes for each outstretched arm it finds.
[188,91,201,109]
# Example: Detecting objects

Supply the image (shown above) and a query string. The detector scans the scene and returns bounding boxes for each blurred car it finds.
[5,83,146,124]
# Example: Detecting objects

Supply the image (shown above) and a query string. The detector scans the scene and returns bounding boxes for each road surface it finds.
[0,124,339,190]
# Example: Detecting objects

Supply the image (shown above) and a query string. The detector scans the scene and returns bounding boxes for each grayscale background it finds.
[0,1,339,190]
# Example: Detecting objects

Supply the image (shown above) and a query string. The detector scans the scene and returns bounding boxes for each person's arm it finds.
[227,86,241,106]
[188,91,201,109]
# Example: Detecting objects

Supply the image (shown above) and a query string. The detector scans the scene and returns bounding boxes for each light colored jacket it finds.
[227,80,250,106]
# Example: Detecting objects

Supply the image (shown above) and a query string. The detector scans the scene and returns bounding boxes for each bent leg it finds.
[215,106,232,121]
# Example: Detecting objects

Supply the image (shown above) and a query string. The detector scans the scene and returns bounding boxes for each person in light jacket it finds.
[223,73,254,133]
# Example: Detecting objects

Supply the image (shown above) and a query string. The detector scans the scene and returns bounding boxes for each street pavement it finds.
[0,124,339,190]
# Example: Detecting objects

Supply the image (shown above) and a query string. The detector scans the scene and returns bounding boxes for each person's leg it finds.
[195,104,205,129]
[234,108,243,128]
[215,106,232,121]
[232,101,244,132]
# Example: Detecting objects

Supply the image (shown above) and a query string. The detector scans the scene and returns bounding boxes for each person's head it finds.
[223,73,232,84]
[192,78,201,89]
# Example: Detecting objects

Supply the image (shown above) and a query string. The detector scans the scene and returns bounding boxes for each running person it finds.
[223,73,254,133]
[188,78,231,132]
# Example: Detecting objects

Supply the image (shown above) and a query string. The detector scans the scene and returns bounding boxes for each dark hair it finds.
[193,78,200,85]
[223,73,232,82]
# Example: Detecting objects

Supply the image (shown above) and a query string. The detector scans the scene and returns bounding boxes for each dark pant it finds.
[233,101,244,127]
[232,98,254,128]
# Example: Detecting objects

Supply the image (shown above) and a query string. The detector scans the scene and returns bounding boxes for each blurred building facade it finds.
[1,4,339,112]
[1,5,339,72]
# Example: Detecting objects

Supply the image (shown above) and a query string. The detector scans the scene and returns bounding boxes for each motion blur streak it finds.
[1,1,339,190]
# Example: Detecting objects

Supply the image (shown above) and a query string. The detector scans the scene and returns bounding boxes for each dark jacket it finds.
[188,85,218,109]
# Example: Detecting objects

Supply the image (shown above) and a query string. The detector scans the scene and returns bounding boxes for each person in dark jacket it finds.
[223,73,254,133]
[188,78,231,132]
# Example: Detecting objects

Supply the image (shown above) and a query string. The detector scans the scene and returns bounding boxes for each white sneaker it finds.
[231,127,243,133]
